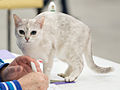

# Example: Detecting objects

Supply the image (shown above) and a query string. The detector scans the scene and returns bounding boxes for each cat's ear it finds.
[35,16,45,29]
[13,14,22,27]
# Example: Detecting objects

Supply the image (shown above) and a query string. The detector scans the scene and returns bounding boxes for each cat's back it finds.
[34,11,88,28]
[35,11,89,33]
[34,11,58,22]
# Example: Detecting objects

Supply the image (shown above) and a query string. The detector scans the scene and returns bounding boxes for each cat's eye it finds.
[31,31,37,35]
[19,30,25,35]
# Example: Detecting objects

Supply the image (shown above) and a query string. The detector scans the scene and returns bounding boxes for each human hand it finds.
[18,72,48,90]
[0,56,41,81]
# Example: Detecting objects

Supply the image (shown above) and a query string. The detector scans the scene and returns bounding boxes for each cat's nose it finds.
[25,37,30,42]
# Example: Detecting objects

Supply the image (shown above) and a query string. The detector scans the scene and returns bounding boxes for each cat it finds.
[13,2,113,82]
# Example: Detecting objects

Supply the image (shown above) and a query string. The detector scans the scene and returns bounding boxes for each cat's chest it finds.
[21,44,49,60]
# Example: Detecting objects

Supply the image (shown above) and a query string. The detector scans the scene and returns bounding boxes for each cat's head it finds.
[13,14,45,44]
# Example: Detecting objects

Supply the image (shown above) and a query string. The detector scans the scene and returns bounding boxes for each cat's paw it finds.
[65,76,76,82]
[57,73,67,78]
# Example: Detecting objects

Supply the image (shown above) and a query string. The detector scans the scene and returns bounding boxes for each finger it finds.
[40,85,48,90]
[45,78,49,88]
[16,66,23,72]
[42,74,48,81]
[7,66,23,74]
[41,87,47,90]
[15,56,42,72]
[45,86,49,90]
[45,88,47,90]
[41,81,49,90]
[22,63,33,73]
[4,66,23,80]
[8,67,15,72]
[31,60,42,72]
[16,56,34,65]
[9,59,17,66]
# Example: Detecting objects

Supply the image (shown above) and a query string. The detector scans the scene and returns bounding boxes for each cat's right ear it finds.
[35,16,45,29]
[13,14,22,27]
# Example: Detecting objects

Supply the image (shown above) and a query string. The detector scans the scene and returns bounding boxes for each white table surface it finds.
[4,54,120,90]
[50,56,120,90]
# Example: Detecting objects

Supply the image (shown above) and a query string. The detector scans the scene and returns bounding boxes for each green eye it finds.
[31,31,37,35]
[19,30,25,35]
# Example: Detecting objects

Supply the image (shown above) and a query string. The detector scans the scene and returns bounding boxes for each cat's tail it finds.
[84,35,113,73]
[48,1,56,12]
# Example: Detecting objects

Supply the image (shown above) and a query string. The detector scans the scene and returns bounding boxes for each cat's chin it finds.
[25,41,31,43]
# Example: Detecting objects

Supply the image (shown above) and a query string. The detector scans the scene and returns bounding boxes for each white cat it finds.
[13,2,113,82]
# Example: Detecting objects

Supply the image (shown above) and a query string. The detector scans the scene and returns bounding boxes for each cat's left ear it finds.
[35,16,45,29]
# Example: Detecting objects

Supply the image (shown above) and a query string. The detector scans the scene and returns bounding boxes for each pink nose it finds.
[25,37,30,41]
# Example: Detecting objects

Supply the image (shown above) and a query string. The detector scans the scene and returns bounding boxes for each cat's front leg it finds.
[43,61,53,80]
[43,49,55,82]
